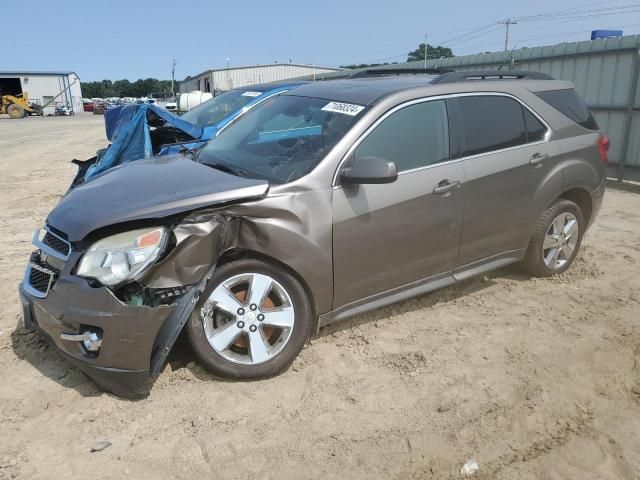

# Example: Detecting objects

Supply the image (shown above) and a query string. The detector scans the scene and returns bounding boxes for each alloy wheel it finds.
[542,212,579,270]
[201,273,295,365]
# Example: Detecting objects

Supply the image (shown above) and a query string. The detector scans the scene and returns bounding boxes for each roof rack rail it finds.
[430,70,554,84]
[349,68,453,79]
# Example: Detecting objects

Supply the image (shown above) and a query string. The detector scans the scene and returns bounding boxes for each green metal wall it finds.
[314,35,640,180]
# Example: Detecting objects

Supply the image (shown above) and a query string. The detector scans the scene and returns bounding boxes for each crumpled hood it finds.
[47,155,269,241]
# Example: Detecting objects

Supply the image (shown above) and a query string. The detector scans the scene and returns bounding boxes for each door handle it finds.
[530,153,549,166]
[433,180,461,195]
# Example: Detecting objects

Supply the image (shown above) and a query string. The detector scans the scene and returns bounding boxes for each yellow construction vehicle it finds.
[1,93,43,118]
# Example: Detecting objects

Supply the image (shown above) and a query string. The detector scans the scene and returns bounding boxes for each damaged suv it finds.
[19,71,607,398]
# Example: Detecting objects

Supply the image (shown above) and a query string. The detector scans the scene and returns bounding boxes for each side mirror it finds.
[340,156,398,185]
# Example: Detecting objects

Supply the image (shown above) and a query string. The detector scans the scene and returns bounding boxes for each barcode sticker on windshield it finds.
[241,91,262,97]
[321,102,365,116]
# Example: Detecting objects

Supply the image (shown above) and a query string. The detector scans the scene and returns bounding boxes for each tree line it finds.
[83,43,454,96]
[81,78,175,98]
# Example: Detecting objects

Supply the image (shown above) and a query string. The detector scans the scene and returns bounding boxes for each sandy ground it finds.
[0,114,639,480]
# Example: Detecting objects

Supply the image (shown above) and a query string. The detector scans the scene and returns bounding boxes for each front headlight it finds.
[77,227,167,286]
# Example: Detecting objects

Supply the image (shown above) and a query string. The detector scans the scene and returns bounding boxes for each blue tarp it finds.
[104,104,140,141]
[85,104,203,180]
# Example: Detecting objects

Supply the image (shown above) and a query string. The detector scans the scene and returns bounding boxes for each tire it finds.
[7,104,26,119]
[185,259,314,379]
[521,199,584,277]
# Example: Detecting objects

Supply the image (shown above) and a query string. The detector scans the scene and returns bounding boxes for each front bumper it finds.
[19,269,207,398]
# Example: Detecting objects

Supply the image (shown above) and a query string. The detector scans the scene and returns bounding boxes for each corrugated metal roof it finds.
[0,70,77,77]
[183,63,342,81]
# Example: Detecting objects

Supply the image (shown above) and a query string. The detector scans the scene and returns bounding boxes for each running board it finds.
[318,272,455,329]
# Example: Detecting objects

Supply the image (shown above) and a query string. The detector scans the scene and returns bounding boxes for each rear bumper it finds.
[589,175,606,228]
[18,271,204,398]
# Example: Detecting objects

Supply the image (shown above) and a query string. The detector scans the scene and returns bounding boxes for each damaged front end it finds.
[19,157,269,398]
[19,213,232,397]
[19,212,241,397]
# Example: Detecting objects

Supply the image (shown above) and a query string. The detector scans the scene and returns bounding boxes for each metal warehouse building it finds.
[180,63,342,93]
[0,71,83,115]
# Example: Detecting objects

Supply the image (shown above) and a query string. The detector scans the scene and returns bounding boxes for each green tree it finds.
[407,44,454,62]
[113,79,132,97]
[81,78,175,98]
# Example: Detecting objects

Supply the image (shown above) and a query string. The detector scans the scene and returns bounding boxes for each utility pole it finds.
[170,58,176,96]
[499,18,518,51]
[424,34,428,69]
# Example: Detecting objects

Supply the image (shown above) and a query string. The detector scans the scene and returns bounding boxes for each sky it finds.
[6,0,640,81]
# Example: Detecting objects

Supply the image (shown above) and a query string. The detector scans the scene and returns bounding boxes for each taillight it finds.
[598,136,610,164]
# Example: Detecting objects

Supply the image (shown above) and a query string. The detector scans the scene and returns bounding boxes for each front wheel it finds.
[185,259,314,379]
[521,199,584,277]
[7,104,26,119]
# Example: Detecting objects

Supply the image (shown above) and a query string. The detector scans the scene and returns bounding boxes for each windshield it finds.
[181,89,264,128]
[198,95,364,184]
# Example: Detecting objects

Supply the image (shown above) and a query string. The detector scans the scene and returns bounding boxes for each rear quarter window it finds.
[523,108,547,142]
[535,89,599,131]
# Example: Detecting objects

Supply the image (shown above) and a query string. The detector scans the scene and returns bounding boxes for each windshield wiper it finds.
[205,162,248,178]
[181,146,202,161]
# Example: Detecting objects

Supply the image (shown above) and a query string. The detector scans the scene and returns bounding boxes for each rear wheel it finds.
[186,259,313,379]
[7,104,26,119]
[521,199,584,277]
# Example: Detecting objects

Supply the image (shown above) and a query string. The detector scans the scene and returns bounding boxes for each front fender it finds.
[221,189,334,315]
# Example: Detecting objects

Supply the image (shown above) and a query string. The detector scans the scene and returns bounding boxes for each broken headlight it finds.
[77,227,167,286]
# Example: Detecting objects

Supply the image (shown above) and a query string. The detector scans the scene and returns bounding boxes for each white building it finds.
[180,63,342,93]
[0,71,83,115]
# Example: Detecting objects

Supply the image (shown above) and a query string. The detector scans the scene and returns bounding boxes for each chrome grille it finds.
[28,264,55,294]
[23,225,69,299]
[24,252,59,298]
[32,226,71,262]
[42,231,70,256]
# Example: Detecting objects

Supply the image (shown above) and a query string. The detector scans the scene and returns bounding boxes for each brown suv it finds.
[19,71,608,397]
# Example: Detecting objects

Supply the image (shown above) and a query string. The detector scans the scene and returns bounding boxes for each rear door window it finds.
[535,89,598,130]
[456,96,527,157]
[354,99,449,172]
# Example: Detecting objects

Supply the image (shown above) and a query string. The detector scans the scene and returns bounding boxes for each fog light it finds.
[60,330,103,352]
[82,331,102,352]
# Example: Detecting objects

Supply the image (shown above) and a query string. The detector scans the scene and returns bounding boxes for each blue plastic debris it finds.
[85,104,202,180]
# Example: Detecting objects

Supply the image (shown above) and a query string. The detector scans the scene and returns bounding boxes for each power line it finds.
[469,24,638,50]
[345,2,640,66]
[499,18,518,50]
[372,24,500,63]
[455,22,640,54]
[522,0,636,14]
[436,23,499,45]
[348,21,518,58]
[485,12,637,36]
[170,59,176,96]
[442,25,504,48]
[515,3,640,22]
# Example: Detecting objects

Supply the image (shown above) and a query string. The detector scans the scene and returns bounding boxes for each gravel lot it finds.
[1,114,639,480]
